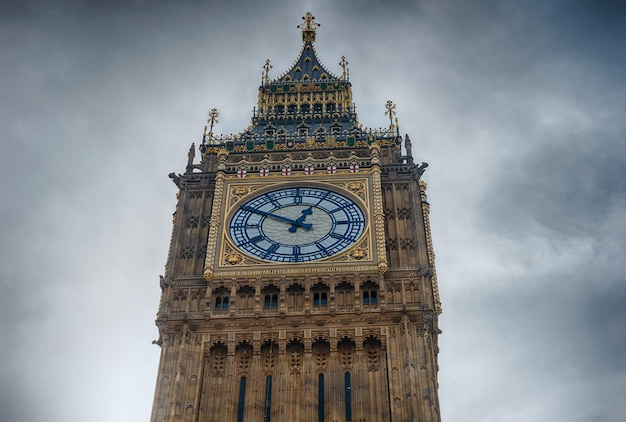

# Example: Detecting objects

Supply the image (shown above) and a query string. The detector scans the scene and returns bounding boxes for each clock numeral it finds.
[292,246,300,257]
[336,218,364,225]
[267,243,279,253]
[250,235,264,243]
[265,194,281,207]
[315,242,330,256]
[329,232,344,240]
[315,191,331,206]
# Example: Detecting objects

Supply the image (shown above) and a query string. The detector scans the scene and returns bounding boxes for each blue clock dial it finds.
[229,187,366,263]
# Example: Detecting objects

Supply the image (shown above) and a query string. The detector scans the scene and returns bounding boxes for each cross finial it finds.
[263,59,272,83]
[298,12,320,43]
[385,100,397,132]
[339,56,349,80]
[203,108,219,142]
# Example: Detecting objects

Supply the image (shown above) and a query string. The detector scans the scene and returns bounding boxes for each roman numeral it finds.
[293,188,302,203]
[265,194,281,207]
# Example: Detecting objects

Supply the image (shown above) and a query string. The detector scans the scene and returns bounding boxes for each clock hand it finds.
[242,206,312,231]
[242,206,299,225]
[289,206,314,233]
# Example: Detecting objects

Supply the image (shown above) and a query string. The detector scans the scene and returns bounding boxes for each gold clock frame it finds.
[203,169,388,280]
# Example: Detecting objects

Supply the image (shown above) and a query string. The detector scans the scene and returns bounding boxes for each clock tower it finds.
[151,13,442,422]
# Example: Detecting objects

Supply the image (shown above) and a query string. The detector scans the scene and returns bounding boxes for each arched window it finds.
[264,294,278,309]
[212,287,230,314]
[262,285,280,313]
[361,281,379,310]
[264,376,273,421]
[345,372,352,421]
[318,373,325,422]
[311,283,329,310]
[237,377,246,422]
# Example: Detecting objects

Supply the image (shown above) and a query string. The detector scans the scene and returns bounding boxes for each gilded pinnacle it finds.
[298,12,320,43]
[384,100,395,128]
[340,56,349,80]
[205,108,219,140]
[263,59,272,84]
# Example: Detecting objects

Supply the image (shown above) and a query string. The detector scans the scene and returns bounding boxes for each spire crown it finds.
[298,12,320,43]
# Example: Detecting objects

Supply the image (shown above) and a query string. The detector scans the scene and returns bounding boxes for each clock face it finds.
[229,187,366,262]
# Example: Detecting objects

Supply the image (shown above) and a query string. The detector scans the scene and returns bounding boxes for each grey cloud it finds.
[1,1,625,421]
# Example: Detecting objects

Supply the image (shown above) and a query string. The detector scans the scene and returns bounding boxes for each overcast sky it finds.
[1,1,625,421]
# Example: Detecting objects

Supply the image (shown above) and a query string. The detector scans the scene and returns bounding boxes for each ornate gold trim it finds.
[213,176,377,276]
[203,171,225,282]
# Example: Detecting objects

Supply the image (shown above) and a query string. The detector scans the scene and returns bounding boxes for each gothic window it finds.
[237,377,246,422]
[286,284,305,312]
[300,104,310,114]
[237,285,255,315]
[264,376,273,422]
[335,281,354,311]
[361,281,379,310]
[212,286,230,314]
[344,372,352,421]
[262,285,280,313]
[275,105,284,114]
[313,103,322,114]
[330,119,340,134]
[287,104,297,114]
[318,374,325,422]
[311,283,329,311]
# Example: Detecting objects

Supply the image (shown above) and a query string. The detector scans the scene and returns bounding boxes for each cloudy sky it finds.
[2,0,625,421]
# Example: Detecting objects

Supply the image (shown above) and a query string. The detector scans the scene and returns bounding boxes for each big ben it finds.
[151,12,442,422]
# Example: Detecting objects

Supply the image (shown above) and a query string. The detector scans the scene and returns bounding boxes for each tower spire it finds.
[298,12,320,43]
